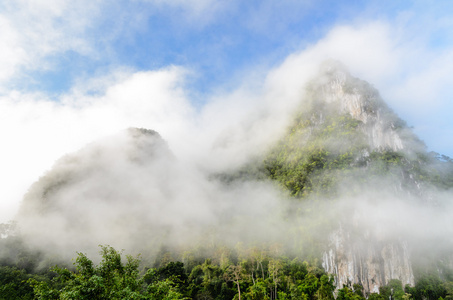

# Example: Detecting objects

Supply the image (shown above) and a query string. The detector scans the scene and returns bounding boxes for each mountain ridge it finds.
[252,61,453,294]
[10,61,453,297]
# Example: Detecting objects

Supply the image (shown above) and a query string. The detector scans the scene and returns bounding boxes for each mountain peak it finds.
[305,61,423,152]
[261,62,451,200]
[16,127,175,254]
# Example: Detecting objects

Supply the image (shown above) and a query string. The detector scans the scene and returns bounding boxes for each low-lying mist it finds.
[9,63,453,274]
[14,128,299,262]
[13,132,453,269]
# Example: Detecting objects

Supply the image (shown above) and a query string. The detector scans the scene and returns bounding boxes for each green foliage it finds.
[1,241,453,300]
[379,279,405,300]
[318,275,335,300]
[413,274,447,300]
[298,273,319,297]
[336,285,365,300]
[0,244,334,299]
[368,292,386,300]
[143,268,186,300]
[246,279,269,300]
[0,266,47,300]
[263,111,370,198]
[29,245,186,300]
[256,82,453,200]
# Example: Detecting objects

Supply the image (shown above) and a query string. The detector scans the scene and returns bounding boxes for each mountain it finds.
[13,62,453,297]
[16,128,181,256]
[260,61,453,294]
[15,126,283,261]
[263,61,451,199]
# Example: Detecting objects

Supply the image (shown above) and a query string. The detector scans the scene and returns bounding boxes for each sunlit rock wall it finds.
[322,226,415,295]
[320,65,405,152]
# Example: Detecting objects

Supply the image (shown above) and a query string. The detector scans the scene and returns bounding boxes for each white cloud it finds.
[0,0,101,89]
[0,67,193,222]
[262,18,453,155]
[2,0,453,225]
[0,0,231,91]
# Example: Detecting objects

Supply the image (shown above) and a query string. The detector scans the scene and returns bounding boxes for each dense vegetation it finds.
[263,111,369,198]
[261,100,453,199]
[0,240,452,300]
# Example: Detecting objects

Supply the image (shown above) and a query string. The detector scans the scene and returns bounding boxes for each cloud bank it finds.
[1,2,453,230]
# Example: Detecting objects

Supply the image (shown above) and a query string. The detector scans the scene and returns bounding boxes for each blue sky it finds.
[5,1,407,95]
[1,0,453,221]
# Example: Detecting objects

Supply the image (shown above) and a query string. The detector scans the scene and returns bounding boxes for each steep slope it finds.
[16,128,187,256]
[262,61,453,294]
[264,61,451,199]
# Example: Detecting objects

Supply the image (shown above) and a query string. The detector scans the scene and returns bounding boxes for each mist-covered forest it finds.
[1,64,453,300]
[1,237,452,300]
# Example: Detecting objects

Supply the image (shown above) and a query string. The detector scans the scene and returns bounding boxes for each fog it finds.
[14,128,297,260]
[0,4,452,268]
[10,63,453,267]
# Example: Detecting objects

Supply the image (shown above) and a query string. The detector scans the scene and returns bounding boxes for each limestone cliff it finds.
[322,226,415,295]
[312,63,453,295]
[309,61,422,154]
[311,63,421,294]
[264,61,453,295]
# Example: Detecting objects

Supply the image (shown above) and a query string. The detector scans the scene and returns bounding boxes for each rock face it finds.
[259,61,453,295]
[314,61,420,153]
[322,227,415,295]
[301,62,430,294]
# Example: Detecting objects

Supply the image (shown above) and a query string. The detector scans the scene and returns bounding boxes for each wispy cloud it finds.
[0,67,193,222]
[0,1,103,89]
[1,0,453,225]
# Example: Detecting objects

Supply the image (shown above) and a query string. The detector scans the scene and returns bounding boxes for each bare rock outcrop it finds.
[322,226,415,295]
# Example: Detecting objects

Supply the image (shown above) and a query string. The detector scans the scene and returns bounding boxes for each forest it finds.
[0,232,452,300]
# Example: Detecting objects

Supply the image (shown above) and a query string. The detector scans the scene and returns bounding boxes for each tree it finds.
[268,258,282,300]
[156,261,188,290]
[246,279,269,300]
[0,266,44,300]
[317,275,335,300]
[29,245,186,300]
[224,265,244,300]
[336,285,365,300]
[368,292,385,300]
[298,273,319,298]
[145,268,187,300]
[413,275,447,300]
